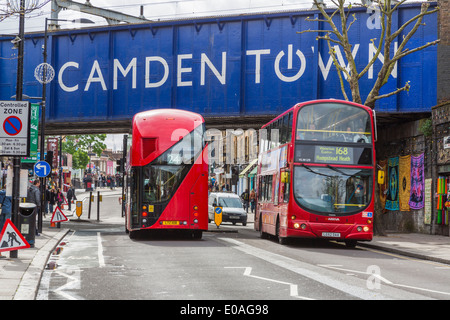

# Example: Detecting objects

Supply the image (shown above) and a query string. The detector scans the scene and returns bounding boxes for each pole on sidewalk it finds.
[88,191,92,219]
[11,0,26,259]
[97,191,101,221]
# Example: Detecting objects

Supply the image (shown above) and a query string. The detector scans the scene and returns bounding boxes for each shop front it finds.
[432,101,450,236]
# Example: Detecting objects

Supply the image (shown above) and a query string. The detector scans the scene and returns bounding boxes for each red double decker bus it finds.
[124,109,208,239]
[255,100,376,247]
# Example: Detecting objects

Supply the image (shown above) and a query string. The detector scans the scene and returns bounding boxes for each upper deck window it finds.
[296,103,372,144]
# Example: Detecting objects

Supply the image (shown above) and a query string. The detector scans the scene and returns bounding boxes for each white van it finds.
[208,192,247,226]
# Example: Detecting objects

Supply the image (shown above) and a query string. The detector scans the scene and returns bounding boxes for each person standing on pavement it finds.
[56,188,63,209]
[66,184,77,211]
[26,179,41,236]
[48,188,56,214]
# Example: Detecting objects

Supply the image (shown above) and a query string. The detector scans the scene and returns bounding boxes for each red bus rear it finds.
[125,109,208,239]
[255,100,376,247]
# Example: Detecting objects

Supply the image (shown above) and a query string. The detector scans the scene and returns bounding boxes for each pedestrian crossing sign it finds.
[51,206,68,224]
[0,219,30,252]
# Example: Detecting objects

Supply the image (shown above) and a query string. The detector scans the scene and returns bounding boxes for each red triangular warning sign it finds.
[0,219,30,252]
[51,206,68,223]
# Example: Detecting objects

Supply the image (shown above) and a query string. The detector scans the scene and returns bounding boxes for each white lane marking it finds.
[318,264,393,284]
[97,232,105,268]
[218,237,391,300]
[225,266,314,300]
[53,267,82,300]
[319,264,450,297]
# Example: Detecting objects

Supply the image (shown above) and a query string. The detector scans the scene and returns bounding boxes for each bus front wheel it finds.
[192,231,203,240]
[276,219,288,245]
[259,217,268,239]
[345,240,357,248]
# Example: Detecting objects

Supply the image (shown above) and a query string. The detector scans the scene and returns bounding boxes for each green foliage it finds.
[419,118,433,137]
[62,134,107,170]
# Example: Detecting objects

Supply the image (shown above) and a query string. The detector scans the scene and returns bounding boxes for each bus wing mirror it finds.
[378,170,385,185]
[281,172,289,183]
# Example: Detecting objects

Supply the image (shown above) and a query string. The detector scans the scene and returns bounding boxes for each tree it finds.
[62,134,107,170]
[300,0,440,236]
[300,0,440,108]
[0,0,50,23]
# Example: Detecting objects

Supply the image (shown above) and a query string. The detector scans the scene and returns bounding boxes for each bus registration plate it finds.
[322,232,341,238]
[163,221,180,225]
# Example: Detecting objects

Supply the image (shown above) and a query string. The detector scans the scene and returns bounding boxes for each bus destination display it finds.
[295,144,372,165]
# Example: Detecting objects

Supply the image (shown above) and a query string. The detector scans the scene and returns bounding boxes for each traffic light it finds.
[45,151,53,169]
[116,158,124,173]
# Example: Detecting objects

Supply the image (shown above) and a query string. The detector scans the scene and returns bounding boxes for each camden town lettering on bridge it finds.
[56,42,397,93]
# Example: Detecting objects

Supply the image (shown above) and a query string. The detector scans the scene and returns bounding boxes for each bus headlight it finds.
[363,226,369,232]
[293,223,300,229]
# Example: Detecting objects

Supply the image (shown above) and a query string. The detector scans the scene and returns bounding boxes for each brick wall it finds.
[376,120,431,233]
[438,0,450,103]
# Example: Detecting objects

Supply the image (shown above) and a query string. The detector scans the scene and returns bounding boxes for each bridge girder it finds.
[41,112,430,136]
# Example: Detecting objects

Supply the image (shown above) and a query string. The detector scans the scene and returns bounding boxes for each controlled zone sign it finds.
[0,219,30,252]
[0,101,30,157]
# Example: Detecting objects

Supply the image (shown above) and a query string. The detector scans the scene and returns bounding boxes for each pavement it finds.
[1,189,450,299]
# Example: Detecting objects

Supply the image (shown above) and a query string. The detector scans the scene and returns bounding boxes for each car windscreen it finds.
[218,197,243,208]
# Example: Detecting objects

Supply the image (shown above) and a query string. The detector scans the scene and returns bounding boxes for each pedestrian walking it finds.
[48,188,56,214]
[56,188,64,209]
[250,189,256,213]
[241,188,249,213]
[66,184,77,211]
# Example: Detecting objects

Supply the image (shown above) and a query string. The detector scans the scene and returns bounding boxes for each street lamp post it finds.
[10,0,26,259]
[37,17,94,233]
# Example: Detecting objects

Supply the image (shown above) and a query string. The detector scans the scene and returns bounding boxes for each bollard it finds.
[97,191,101,221]
[76,201,83,218]
[88,191,92,219]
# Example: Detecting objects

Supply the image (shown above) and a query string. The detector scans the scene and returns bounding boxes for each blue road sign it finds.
[215,207,222,215]
[3,116,22,136]
[34,161,51,178]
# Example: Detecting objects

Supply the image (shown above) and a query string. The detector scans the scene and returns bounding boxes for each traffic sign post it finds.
[214,206,223,228]
[34,161,51,178]
[76,201,83,218]
[50,206,68,228]
[0,101,31,157]
[0,219,30,253]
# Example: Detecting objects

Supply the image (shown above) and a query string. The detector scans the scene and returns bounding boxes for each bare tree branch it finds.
[393,39,441,62]
[373,81,410,101]
[302,0,439,108]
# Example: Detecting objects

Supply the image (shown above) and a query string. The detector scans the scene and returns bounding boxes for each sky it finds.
[104,134,125,152]
[0,0,319,151]
[1,0,318,34]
